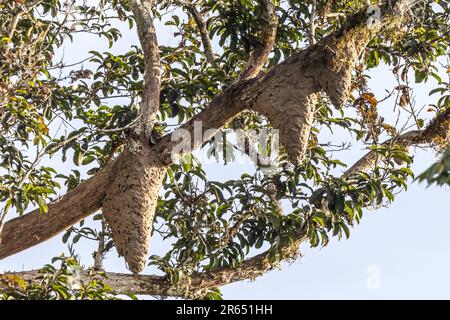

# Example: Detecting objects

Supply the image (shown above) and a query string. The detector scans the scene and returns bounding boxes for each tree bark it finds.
[100,0,163,273]
[0,0,418,269]
[344,108,450,176]
[2,0,450,297]
[0,235,305,298]
[0,157,121,259]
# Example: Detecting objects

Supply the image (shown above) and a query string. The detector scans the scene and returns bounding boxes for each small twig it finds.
[97,114,142,133]
[93,220,107,270]
[8,11,24,40]
[48,55,94,71]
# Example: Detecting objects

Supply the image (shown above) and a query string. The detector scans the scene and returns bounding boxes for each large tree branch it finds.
[0,0,415,263]
[0,233,306,298]
[0,157,122,259]
[129,0,161,139]
[344,108,450,177]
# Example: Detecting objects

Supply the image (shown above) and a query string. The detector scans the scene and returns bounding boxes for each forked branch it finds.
[0,0,419,270]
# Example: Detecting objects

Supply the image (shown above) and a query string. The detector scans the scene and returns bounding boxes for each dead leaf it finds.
[361,92,378,107]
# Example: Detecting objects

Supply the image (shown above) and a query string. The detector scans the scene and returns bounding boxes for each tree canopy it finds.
[0,0,449,299]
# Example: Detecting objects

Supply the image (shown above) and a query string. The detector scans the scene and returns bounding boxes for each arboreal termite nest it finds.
[101,12,399,274]
[102,143,166,274]
[253,20,383,166]
[422,107,450,152]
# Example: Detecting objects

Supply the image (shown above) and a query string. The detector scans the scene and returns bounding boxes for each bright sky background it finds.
[1,3,450,299]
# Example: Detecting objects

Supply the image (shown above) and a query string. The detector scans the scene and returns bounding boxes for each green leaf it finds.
[73,149,84,166]
[37,197,48,214]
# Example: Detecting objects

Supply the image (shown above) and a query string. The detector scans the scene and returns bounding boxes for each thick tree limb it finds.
[102,0,166,273]
[0,0,415,264]
[0,234,306,298]
[0,157,121,259]
[129,0,161,139]
[344,108,450,177]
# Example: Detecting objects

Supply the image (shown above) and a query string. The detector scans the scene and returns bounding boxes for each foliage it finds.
[1,0,450,299]
[0,256,116,300]
[417,145,450,186]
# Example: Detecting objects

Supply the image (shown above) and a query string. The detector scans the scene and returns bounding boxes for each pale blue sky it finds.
[1,4,450,299]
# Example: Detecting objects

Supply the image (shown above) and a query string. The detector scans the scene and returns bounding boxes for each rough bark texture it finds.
[0,157,121,259]
[0,234,305,298]
[129,0,161,138]
[99,0,163,273]
[344,108,450,176]
[251,54,318,164]
[102,143,166,274]
[0,0,419,281]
